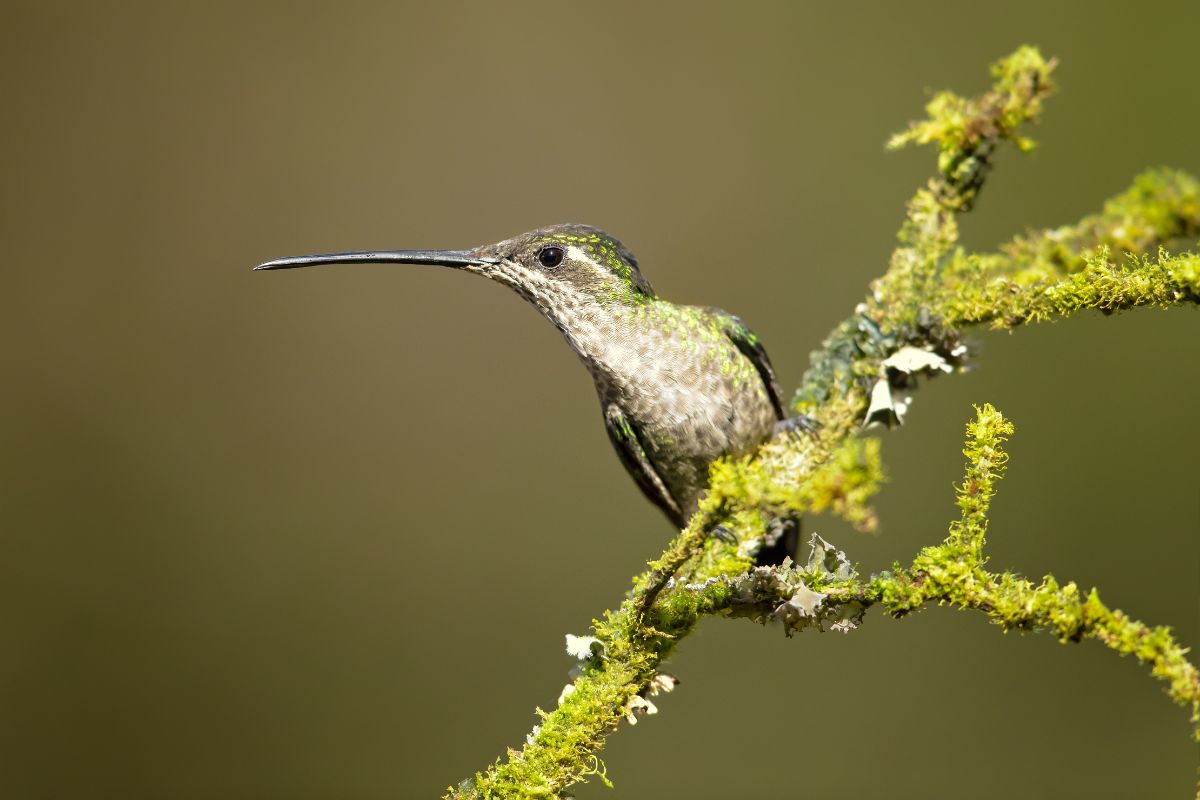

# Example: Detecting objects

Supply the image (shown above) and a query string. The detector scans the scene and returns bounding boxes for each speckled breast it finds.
[583,304,778,515]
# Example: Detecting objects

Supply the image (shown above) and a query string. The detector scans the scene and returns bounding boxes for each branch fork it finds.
[450,47,1200,799]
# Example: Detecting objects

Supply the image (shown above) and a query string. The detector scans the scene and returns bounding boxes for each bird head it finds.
[255,224,656,313]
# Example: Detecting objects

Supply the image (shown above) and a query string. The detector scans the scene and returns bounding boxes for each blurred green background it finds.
[2,2,1197,798]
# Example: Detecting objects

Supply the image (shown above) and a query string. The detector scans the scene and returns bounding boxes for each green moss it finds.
[888,46,1055,208]
[451,48,1200,799]
[943,248,1200,328]
[871,407,1200,742]
[1002,169,1200,275]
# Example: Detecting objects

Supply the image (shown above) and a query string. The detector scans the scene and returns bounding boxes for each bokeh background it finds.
[3,2,1198,798]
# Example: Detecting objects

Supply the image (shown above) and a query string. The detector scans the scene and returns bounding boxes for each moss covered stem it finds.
[450,48,1200,799]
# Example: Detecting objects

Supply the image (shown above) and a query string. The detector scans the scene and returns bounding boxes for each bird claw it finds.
[776,414,821,437]
[709,524,737,545]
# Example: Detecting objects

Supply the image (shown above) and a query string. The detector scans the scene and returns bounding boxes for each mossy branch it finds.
[449,47,1199,799]
[665,406,1200,733]
[999,168,1200,277]
[944,247,1200,328]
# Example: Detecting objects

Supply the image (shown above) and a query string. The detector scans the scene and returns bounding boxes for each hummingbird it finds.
[256,224,811,559]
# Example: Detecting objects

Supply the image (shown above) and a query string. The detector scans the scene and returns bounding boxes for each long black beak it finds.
[253,249,496,271]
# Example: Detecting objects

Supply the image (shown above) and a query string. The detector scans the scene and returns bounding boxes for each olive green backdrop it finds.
[2,2,1197,798]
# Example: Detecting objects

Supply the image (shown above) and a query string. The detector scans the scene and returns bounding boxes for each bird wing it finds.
[603,403,685,527]
[718,313,787,420]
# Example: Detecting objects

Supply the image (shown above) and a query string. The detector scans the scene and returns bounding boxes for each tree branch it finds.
[666,406,1200,734]
[448,47,1200,799]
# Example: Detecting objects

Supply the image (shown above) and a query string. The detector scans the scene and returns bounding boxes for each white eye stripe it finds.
[566,245,607,276]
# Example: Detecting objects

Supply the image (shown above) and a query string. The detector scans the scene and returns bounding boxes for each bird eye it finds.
[537,245,565,269]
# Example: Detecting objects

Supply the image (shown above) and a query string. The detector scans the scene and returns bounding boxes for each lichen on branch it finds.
[449,46,1200,800]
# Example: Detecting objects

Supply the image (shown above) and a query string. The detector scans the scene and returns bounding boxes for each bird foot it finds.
[775,414,820,437]
[709,524,738,545]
